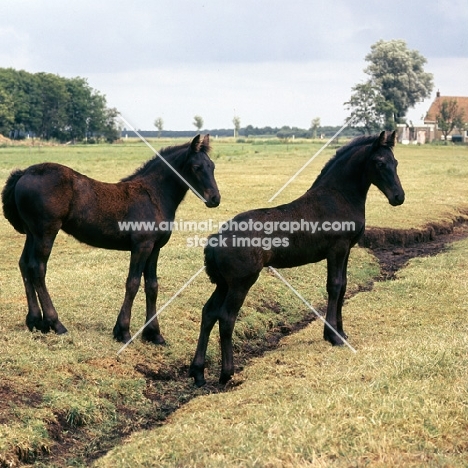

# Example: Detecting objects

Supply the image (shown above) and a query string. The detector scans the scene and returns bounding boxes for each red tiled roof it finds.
[425,95,468,123]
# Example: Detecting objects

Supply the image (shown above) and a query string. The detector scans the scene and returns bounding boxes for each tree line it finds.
[129,125,360,140]
[152,114,360,139]
[0,68,120,142]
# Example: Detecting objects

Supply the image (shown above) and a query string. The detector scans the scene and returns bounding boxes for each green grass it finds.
[0,139,467,466]
[95,236,468,468]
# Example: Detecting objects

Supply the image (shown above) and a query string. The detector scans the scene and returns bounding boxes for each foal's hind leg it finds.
[141,247,165,345]
[20,234,43,332]
[189,284,228,387]
[28,232,68,334]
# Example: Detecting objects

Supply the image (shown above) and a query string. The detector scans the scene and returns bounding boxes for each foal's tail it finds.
[204,234,227,288]
[2,169,26,234]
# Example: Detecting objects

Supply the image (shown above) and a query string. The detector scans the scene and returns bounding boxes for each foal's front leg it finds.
[113,245,152,343]
[336,251,350,340]
[323,249,350,346]
[141,247,165,344]
[190,285,227,387]
[218,275,258,384]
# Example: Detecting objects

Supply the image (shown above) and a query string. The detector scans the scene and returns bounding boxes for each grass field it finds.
[96,236,468,468]
[0,138,467,467]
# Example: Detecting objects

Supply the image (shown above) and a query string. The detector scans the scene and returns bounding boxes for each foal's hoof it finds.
[141,330,166,345]
[113,324,132,343]
[53,322,68,335]
[219,372,233,385]
[55,326,68,335]
[188,365,206,387]
[40,321,51,334]
[324,331,346,346]
[26,316,42,332]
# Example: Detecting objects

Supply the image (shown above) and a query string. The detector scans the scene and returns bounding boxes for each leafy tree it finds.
[0,87,14,135]
[36,72,69,140]
[83,94,120,143]
[345,82,395,135]
[193,115,204,132]
[244,124,254,137]
[0,68,41,137]
[232,116,241,137]
[14,70,42,136]
[436,99,465,143]
[364,39,433,128]
[100,107,121,143]
[65,77,96,141]
[154,117,164,137]
[345,40,433,132]
[310,117,320,138]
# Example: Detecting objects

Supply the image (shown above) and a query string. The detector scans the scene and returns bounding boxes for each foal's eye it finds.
[193,165,201,172]
[376,161,385,169]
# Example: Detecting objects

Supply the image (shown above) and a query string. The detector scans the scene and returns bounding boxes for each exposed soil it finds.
[30,217,468,467]
[0,382,43,425]
[364,220,468,281]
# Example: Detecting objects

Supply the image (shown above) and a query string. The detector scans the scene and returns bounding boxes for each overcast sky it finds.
[1,0,467,130]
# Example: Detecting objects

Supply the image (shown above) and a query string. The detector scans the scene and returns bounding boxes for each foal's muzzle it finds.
[204,191,221,208]
[388,190,405,206]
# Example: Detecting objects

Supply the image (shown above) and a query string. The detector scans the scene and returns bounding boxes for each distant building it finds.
[423,91,468,142]
[396,123,429,145]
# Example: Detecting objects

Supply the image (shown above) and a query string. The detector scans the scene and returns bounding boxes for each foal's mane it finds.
[121,141,192,182]
[311,134,380,187]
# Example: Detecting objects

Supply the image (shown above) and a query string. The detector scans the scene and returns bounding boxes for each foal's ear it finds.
[190,134,202,153]
[372,131,387,151]
[388,130,397,148]
[201,134,211,153]
[378,130,386,145]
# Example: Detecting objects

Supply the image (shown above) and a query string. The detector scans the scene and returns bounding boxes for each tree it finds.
[232,116,241,138]
[310,117,320,138]
[0,68,42,138]
[244,124,255,137]
[154,117,164,137]
[436,99,465,143]
[364,39,433,129]
[65,77,96,141]
[345,40,433,132]
[0,87,14,135]
[36,72,69,141]
[193,115,204,132]
[101,107,121,143]
[345,82,395,135]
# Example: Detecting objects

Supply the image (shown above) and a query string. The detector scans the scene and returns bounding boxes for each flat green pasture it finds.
[0,139,466,466]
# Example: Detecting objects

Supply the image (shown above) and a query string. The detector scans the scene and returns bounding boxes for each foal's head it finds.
[184,134,220,208]
[367,131,405,206]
